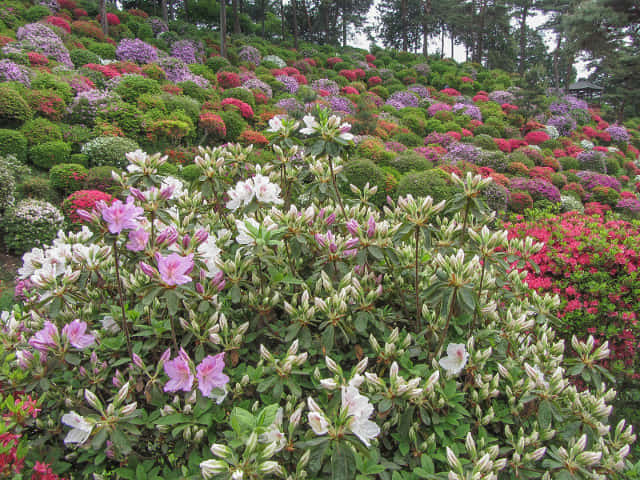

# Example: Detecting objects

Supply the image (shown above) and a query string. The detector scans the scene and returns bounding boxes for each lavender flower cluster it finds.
[0,59,32,86]
[547,115,577,136]
[549,102,570,115]
[326,96,353,115]
[385,91,419,110]
[311,79,339,96]
[239,46,261,66]
[427,102,452,117]
[156,57,209,87]
[69,90,119,124]
[385,141,407,153]
[576,171,622,192]
[444,142,481,164]
[562,95,588,110]
[275,97,303,113]
[171,40,202,65]
[14,23,72,68]
[407,84,429,98]
[452,103,482,121]
[276,75,299,94]
[414,147,442,162]
[116,39,158,64]
[510,177,561,203]
[616,198,640,215]
[488,90,515,104]
[148,17,169,35]
[243,77,272,99]
[414,63,430,76]
[424,132,453,147]
[576,150,607,174]
[605,124,630,143]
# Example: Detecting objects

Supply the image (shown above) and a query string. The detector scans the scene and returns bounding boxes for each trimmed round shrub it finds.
[508,191,533,213]
[560,194,584,213]
[392,132,423,147]
[396,168,459,204]
[114,75,161,103]
[0,129,28,162]
[70,153,89,167]
[343,159,388,206]
[577,150,607,173]
[605,156,622,176]
[387,150,433,173]
[178,81,212,103]
[591,186,621,206]
[49,163,88,194]
[0,162,15,218]
[16,177,55,201]
[85,165,122,194]
[70,48,100,67]
[20,118,63,146]
[473,134,499,151]
[206,56,231,73]
[62,189,114,223]
[558,156,579,171]
[24,5,51,22]
[1,199,64,254]
[477,151,508,172]
[81,136,139,169]
[29,141,71,170]
[161,94,201,122]
[86,41,116,59]
[219,110,246,142]
[482,181,509,212]
[221,87,256,108]
[0,85,32,126]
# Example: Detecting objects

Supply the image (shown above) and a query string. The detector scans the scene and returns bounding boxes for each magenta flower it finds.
[157,253,194,286]
[196,352,229,398]
[29,321,59,352]
[101,197,144,234]
[163,348,194,392]
[62,320,95,349]
[346,219,359,236]
[126,228,149,252]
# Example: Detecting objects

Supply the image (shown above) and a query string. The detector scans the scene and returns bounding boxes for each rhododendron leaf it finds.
[331,442,356,480]
[154,413,187,425]
[230,407,255,434]
[165,291,179,316]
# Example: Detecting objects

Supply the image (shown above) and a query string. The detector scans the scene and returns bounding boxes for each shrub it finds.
[24,89,66,121]
[62,189,115,223]
[343,159,388,206]
[49,163,88,194]
[86,41,116,59]
[559,156,579,170]
[20,118,62,146]
[221,87,256,108]
[16,176,55,201]
[219,110,246,142]
[474,134,499,151]
[114,75,161,103]
[0,162,15,217]
[386,150,433,173]
[115,38,158,64]
[591,186,621,206]
[0,129,28,162]
[1,199,64,254]
[25,5,51,22]
[178,81,212,103]
[392,132,423,147]
[206,56,231,72]
[81,136,139,169]
[161,94,201,122]
[29,141,71,170]
[560,194,584,213]
[217,71,241,89]
[70,48,100,67]
[482,181,509,212]
[83,165,121,193]
[396,168,459,204]
[577,150,607,173]
[0,85,32,126]
[508,190,533,212]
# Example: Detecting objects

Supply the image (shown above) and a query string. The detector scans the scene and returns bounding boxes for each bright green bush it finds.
[391,131,423,147]
[20,118,63,146]
[0,85,32,126]
[24,5,50,21]
[342,158,388,206]
[386,150,433,173]
[86,41,116,59]
[81,136,140,169]
[219,110,246,142]
[559,156,579,171]
[178,81,213,103]
[396,168,459,204]
[31,73,72,103]
[29,141,72,170]
[180,163,201,182]
[221,87,256,108]
[115,75,161,103]
[49,163,88,194]
[70,48,101,67]
[474,134,499,151]
[161,94,201,123]
[0,129,28,162]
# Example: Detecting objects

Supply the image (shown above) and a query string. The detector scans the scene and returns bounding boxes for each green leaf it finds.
[538,400,552,430]
[154,413,186,426]
[331,442,356,480]
[230,407,255,434]
[165,290,179,316]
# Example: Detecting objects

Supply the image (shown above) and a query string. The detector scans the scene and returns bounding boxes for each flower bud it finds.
[85,389,103,411]
[200,459,228,478]
[120,402,137,416]
[210,443,233,459]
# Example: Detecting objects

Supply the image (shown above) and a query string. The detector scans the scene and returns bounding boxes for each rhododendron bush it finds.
[0,118,636,479]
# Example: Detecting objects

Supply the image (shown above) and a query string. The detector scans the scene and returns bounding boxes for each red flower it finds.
[524,130,550,145]
[45,16,71,34]
[221,98,254,119]
[216,71,241,89]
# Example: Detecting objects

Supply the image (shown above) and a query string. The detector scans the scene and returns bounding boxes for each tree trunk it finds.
[220,0,227,58]
[292,0,299,49]
[232,0,240,34]
[422,0,431,57]
[161,0,168,23]
[183,0,189,20]
[261,0,266,37]
[470,0,476,61]
[518,4,528,76]
[450,30,454,58]
[322,0,330,44]
[564,52,574,92]
[401,0,408,51]
[100,0,107,35]
[301,0,312,34]
[342,0,347,48]
[441,27,444,58]
[553,33,561,90]
[475,0,487,64]
[280,0,285,41]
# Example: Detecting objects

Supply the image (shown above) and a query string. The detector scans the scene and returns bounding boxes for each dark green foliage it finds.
[16,177,55,202]
[342,159,387,207]
[0,85,32,126]
[161,94,201,123]
[29,141,72,170]
[70,153,89,167]
[391,132,423,147]
[20,118,62,146]
[591,186,621,206]
[31,74,72,103]
[508,151,535,168]
[401,113,428,137]
[70,49,101,68]
[477,151,508,172]
[473,134,499,151]
[474,124,501,138]
[178,81,213,103]
[85,166,123,194]
[115,75,161,103]
[221,87,256,108]
[482,182,509,212]
[86,41,116,59]
[0,129,28,162]
[158,162,180,177]
[219,111,246,142]
[386,151,433,174]
[49,163,88,194]
[396,168,459,204]
[95,102,143,136]
[24,5,50,21]
[559,156,579,171]
[605,156,622,176]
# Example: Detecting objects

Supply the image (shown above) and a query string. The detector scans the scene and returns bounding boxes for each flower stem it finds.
[113,239,133,358]
[470,258,487,333]
[415,226,421,331]
[434,286,459,360]
[328,157,346,218]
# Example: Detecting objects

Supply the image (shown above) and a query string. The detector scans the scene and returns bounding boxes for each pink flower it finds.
[101,197,144,234]
[163,348,194,392]
[156,253,194,286]
[62,320,95,349]
[29,321,59,352]
[126,228,149,252]
[196,352,229,398]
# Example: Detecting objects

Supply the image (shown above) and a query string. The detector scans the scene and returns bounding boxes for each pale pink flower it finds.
[101,197,144,234]
[163,348,194,392]
[196,352,229,398]
[156,253,194,286]
[29,321,59,352]
[126,228,149,252]
[439,343,469,376]
[62,320,95,349]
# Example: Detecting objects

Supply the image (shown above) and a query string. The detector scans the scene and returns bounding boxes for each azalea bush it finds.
[1,111,636,478]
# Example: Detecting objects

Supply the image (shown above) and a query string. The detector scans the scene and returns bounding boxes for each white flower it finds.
[61,411,94,445]
[127,164,143,173]
[101,315,120,333]
[300,115,319,135]
[162,176,187,199]
[307,397,330,435]
[226,180,254,211]
[341,386,380,447]
[231,470,244,480]
[439,343,469,376]
[267,115,284,133]
[18,248,45,279]
[252,174,283,205]
[260,408,286,451]
[348,374,364,388]
[0,311,19,335]
[198,235,222,277]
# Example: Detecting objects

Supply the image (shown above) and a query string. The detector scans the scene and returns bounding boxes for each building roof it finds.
[568,81,604,91]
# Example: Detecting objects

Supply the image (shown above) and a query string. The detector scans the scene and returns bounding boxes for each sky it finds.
[348,0,591,79]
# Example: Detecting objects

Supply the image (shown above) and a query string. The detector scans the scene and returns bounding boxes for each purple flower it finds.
[276,75,299,94]
[242,77,272,99]
[488,90,515,104]
[0,59,32,86]
[605,124,630,143]
[346,219,359,236]
[367,216,376,238]
[275,97,303,113]
[163,348,194,392]
[328,96,354,115]
[407,84,430,98]
[576,171,621,192]
[157,253,194,286]
[547,115,577,136]
[311,79,339,96]
[62,320,95,349]
[101,197,144,234]
[385,141,407,153]
[427,103,452,117]
[156,57,209,87]
[126,228,149,252]
[452,103,482,122]
[29,321,59,352]
[444,142,481,164]
[13,23,72,68]
[616,198,640,214]
[116,39,158,64]
[196,352,229,398]
[171,39,202,65]
[386,91,420,110]
[239,45,261,66]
